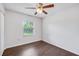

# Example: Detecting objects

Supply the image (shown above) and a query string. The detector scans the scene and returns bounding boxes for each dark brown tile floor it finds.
[2,41,78,56]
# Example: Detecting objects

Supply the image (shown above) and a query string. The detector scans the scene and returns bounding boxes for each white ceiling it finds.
[3,3,79,18]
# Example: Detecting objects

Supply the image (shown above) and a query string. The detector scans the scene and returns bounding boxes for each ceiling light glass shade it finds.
[36,8,43,13]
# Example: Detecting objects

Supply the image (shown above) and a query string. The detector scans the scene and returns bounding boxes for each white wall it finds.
[43,6,79,55]
[0,4,5,13]
[0,12,1,55]
[4,10,42,49]
[0,3,5,56]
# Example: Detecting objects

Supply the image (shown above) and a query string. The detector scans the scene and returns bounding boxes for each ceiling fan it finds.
[25,3,54,15]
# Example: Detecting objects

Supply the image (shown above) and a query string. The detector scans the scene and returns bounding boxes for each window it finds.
[23,20,33,36]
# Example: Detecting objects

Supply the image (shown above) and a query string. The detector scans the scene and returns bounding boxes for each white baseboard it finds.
[42,40,79,55]
[5,39,42,49]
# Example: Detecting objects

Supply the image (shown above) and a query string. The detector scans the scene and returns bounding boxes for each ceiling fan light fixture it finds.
[36,8,43,13]
[36,3,43,14]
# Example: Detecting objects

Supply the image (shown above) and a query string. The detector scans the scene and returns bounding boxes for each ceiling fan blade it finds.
[43,10,48,14]
[25,7,36,9]
[43,4,54,8]
[34,12,37,15]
